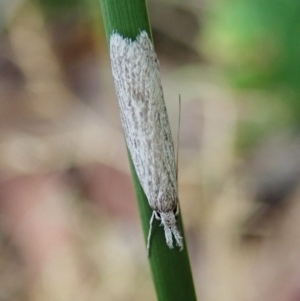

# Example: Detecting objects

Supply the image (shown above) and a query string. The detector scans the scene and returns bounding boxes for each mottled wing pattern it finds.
[110,32,177,212]
[110,32,183,250]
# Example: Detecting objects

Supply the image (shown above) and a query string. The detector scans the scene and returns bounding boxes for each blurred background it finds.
[1,0,300,300]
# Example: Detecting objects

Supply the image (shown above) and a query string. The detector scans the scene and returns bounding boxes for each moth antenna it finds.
[147,211,156,257]
[176,94,181,185]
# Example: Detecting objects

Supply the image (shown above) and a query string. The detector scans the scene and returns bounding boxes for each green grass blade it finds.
[100,1,197,300]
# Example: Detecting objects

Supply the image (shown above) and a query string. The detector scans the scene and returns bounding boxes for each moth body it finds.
[110,31,183,253]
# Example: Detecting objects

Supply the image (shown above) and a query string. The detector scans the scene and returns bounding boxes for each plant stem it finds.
[100,1,197,300]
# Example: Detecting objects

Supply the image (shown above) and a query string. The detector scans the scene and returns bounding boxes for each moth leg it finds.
[147,211,156,257]
[154,211,161,220]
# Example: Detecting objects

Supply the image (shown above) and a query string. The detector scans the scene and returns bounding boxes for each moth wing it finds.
[110,32,177,211]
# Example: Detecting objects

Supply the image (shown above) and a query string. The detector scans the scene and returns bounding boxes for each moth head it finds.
[159,211,177,228]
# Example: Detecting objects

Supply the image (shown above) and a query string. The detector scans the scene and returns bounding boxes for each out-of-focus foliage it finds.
[2,0,300,301]
[206,0,300,91]
[204,0,300,151]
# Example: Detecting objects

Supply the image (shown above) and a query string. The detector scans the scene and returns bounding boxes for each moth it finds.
[109,31,183,254]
